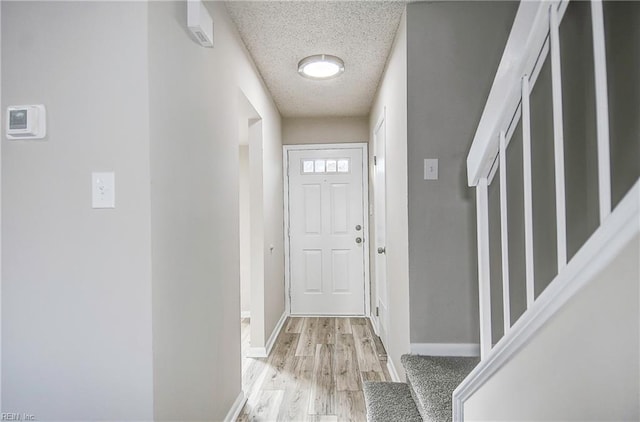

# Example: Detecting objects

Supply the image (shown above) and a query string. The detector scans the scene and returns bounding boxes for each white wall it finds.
[369,9,410,379]
[239,145,251,316]
[1,1,283,420]
[231,14,286,351]
[283,116,369,145]
[1,2,153,419]
[149,2,284,420]
[464,234,640,421]
[0,2,4,410]
[248,116,266,349]
[148,2,283,419]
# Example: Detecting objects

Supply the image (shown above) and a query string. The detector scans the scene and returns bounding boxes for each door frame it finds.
[371,109,388,341]
[283,143,370,316]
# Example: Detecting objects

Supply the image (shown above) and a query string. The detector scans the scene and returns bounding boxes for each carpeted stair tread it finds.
[401,355,479,382]
[401,355,479,422]
[363,381,422,422]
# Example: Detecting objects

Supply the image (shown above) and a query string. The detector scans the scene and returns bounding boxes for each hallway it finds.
[239,317,390,421]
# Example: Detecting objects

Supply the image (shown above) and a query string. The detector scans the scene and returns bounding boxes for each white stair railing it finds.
[454,0,640,419]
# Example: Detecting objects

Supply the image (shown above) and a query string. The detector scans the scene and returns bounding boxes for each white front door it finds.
[373,113,389,345]
[287,146,367,315]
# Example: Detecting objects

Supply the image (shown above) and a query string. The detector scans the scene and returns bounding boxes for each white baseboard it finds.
[387,357,401,382]
[265,311,288,355]
[368,315,380,336]
[240,311,251,319]
[246,347,268,358]
[410,343,480,357]
[224,391,246,422]
[245,311,288,358]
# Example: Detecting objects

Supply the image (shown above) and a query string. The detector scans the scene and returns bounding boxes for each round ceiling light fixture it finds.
[298,54,345,80]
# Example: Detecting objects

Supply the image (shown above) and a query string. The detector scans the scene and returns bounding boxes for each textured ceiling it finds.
[225,1,406,118]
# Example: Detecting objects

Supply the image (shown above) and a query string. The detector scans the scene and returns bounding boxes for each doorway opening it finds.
[238,90,268,377]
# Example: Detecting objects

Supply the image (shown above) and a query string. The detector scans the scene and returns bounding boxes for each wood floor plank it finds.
[294,354,316,384]
[364,319,388,362]
[349,317,367,326]
[351,324,384,373]
[277,387,309,422]
[335,334,361,391]
[360,370,386,383]
[285,317,304,333]
[242,356,268,392]
[249,389,285,421]
[241,317,390,421]
[295,317,319,356]
[335,318,352,335]
[241,356,272,419]
[276,356,314,421]
[381,360,392,381]
[337,390,366,422]
[307,416,339,422]
[308,344,336,415]
[317,317,336,344]
[262,332,299,390]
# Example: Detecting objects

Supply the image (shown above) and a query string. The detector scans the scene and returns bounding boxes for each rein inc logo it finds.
[1,414,36,421]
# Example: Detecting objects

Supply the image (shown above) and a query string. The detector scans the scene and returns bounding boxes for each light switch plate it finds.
[424,159,438,180]
[92,172,115,209]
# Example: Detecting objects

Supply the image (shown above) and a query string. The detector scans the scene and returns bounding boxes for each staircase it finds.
[363,355,479,422]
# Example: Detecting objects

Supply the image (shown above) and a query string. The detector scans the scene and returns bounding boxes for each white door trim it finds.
[371,109,388,342]
[283,143,370,317]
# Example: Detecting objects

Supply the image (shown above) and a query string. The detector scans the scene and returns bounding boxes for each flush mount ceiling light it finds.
[298,54,345,80]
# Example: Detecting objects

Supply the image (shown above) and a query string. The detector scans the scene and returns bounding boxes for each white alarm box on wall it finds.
[6,105,46,140]
[187,0,214,48]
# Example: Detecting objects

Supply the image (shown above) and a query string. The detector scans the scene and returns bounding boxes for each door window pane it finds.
[302,160,314,173]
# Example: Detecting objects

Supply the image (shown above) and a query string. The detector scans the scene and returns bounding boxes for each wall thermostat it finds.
[6,105,46,140]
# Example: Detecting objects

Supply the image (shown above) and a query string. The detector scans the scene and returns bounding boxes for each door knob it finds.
[377,246,386,254]
[356,237,363,244]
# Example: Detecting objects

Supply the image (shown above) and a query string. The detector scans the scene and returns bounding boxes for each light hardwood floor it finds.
[238,317,390,421]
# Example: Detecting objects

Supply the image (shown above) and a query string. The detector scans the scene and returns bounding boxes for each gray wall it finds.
[487,170,503,345]
[1,2,153,419]
[283,116,369,145]
[603,1,640,207]
[506,119,527,325]
[560,1,600,261]
[529,57,558,298]
[406,1,518,345]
